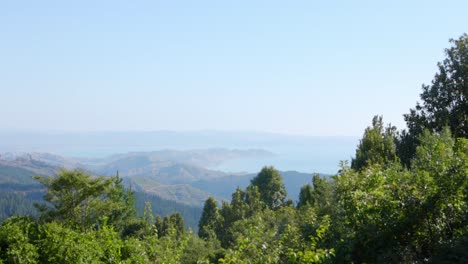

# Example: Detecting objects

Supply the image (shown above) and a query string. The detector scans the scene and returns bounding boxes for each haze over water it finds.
[0,131,358,174]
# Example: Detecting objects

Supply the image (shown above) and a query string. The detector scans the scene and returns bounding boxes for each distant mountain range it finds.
[0,157,57,185]
[0,148,330,229]
[1,148,273,183]
[0,149,324,204]
[0,131,358,174]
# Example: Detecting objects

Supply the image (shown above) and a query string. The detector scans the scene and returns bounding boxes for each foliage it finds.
[38,222,104,263]
[121,237,150,263]
[34,169,135,231]
[297,183,314,208]
[219,208,334,264]
[334,163,411,262]
[0,217,39,264]
[133,191,202,231]
[0,34,467,264]
[181,235,223,264]
[146,227,190,264]
[400,33,468,166]
[154,212,186,238]
[198,196,221,240]
[250,166,287,209]
[351,115,398,171]
[333,128,468,262]
[0,215,196,264]
[298,174,334,216]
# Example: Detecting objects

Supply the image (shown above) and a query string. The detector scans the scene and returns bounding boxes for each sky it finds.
[1,0,467,136]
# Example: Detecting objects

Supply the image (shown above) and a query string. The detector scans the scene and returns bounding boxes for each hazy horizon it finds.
[0,128,362,137]
[0,130,359,174]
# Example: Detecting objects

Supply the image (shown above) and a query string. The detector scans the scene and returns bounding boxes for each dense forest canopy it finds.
[0,34,467,263]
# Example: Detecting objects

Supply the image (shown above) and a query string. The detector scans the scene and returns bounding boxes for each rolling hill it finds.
[0,148,327,229]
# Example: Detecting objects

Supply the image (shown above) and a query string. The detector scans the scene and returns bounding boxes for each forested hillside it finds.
[0,34,466,263]
[0,149,317,208]
[0,159,204,229]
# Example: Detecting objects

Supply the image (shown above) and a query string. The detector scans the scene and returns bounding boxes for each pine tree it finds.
[198,197,220,240]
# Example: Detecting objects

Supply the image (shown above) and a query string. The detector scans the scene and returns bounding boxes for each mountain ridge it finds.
[0,149,326,206]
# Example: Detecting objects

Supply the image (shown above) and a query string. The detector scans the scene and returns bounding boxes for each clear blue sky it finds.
[1,0,466,136]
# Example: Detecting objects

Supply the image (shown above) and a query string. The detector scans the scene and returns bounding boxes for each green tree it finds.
[409,128,468,260]
[244,185,264,213]
[198,197,220,240]
[34,169,135,230]
[297,184,314,208]
[334,129,468,262]
[218,188,248,247]
[250,166,287,209]
[400,34,468,166]
[169,212,185,237]
[220,208,334,264]
[298,174,332,216]
[228,188,248,220]
[351,116,398,171]
[154,215,163,237]
[181,234,223,264]
[0,217,39,264]
[334,162,410,262]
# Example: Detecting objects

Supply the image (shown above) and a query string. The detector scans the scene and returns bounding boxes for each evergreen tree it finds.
[161,216,171,237]
[169,212,185,237]
[198,197,220,240]
[250,166,287,209]
[244,185,264,213]
[297,184,314,208]
[154,215,163,237]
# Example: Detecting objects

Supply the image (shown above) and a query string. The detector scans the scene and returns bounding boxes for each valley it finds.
[0,148,325,230]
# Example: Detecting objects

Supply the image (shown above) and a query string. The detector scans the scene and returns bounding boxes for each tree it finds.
[352,116,398,171]
[410,128,468,260]
[154,215,163,237]
[218,188,248,246]
[297,184,314,209]
[298,174,332,211]
[198,197,220,240]
[0,217,39,263]
[34,169,135,230]
[169,212,185,237]
[401,34,468,165]
[244,185,264,213]
[334,129,468,263]
[219,208,334,264]
[250,166,287,209]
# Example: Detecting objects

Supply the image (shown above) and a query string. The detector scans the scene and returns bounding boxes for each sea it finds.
[0,131,359,175]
